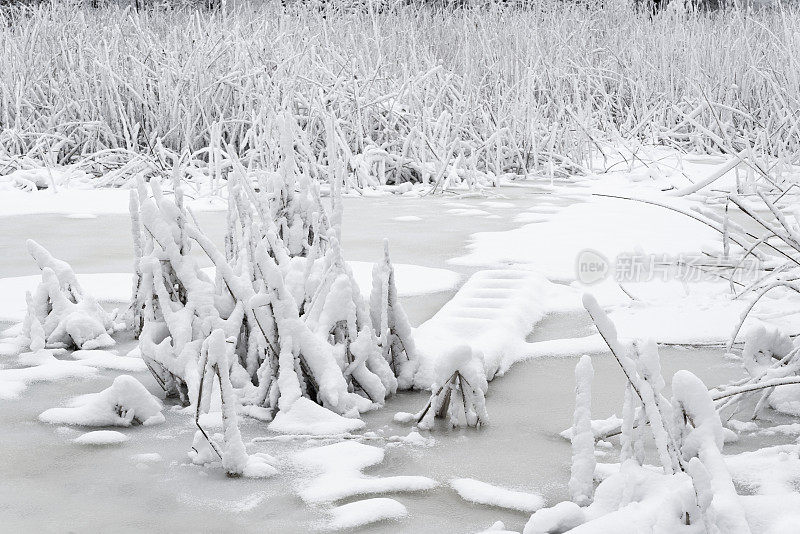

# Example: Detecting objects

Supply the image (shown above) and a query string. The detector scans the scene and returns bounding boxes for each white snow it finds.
[451,195,719,280]
[69,350,148,372]
[0,273,131,322]
[326,498,407,530]
[0,360,98,400]
[450,478,544,513]
[268,397,366,435]
[416,345,489,429]
[131,453,163,463]
[39,375,165,427]
[292,441,438,504]
[414,269,578,386]
[73,430,129,445]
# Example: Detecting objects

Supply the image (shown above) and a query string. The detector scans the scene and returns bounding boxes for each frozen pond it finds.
[0,187,790,533]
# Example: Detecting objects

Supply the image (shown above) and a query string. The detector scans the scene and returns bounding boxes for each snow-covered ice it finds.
[292,441,438,504]
[450,478,544,512]
[325,498,408,530]
[74,430,129,445]
[268,397,367,436]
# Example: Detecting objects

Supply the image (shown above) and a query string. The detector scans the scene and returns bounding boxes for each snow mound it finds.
[414,269,576,386]
[293,441,437,504]
[73,430,128,445]
[523,501,585,534]
[450,478,544,513]
[268,397,366,436]
[326,498,407,530]
[39,375,165,427]
[476,521,520,533]
[242,453,279,479]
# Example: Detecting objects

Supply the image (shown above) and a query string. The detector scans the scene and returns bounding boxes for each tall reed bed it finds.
[1,0,799,188]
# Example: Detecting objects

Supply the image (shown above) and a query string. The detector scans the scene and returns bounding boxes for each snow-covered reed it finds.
[2,1,800,190]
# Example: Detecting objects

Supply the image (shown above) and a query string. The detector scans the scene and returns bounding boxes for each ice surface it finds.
[2,183,799,533]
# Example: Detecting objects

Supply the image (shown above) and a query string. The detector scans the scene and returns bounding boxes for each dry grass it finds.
[1,0,799,187]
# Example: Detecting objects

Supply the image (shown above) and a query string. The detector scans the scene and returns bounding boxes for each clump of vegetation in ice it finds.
[21,240,121,351]
[526,296,754,533]
[39,374,165,427]
[397,345,488,430]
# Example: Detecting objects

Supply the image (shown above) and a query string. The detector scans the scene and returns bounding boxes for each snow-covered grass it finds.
[2,1,800,191]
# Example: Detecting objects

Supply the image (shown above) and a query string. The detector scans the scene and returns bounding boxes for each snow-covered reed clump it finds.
[3,1,800,192]
[122,124,431,473]
[533,294,800,533]
[529,296,754,533]
[21,240,121,352]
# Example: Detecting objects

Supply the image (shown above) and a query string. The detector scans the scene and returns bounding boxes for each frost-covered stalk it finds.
[583,294,682,475]
[197,329,248,476]
[370,239,419,390]
[130,153,417,427]
[672,371,751,534]
[135,176,243,407]
[304,235,397,403]
[569,355,595,506]
[270,112,329,258]
[620,383,645,465]
[631,339,682,474]
[414,346,489,429]
[129,188,144,336]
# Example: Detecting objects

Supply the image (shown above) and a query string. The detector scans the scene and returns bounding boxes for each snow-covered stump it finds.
[23,240,118,351]
[569,355,595,506]
[370,239,419,390]
[409,346,488,430]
